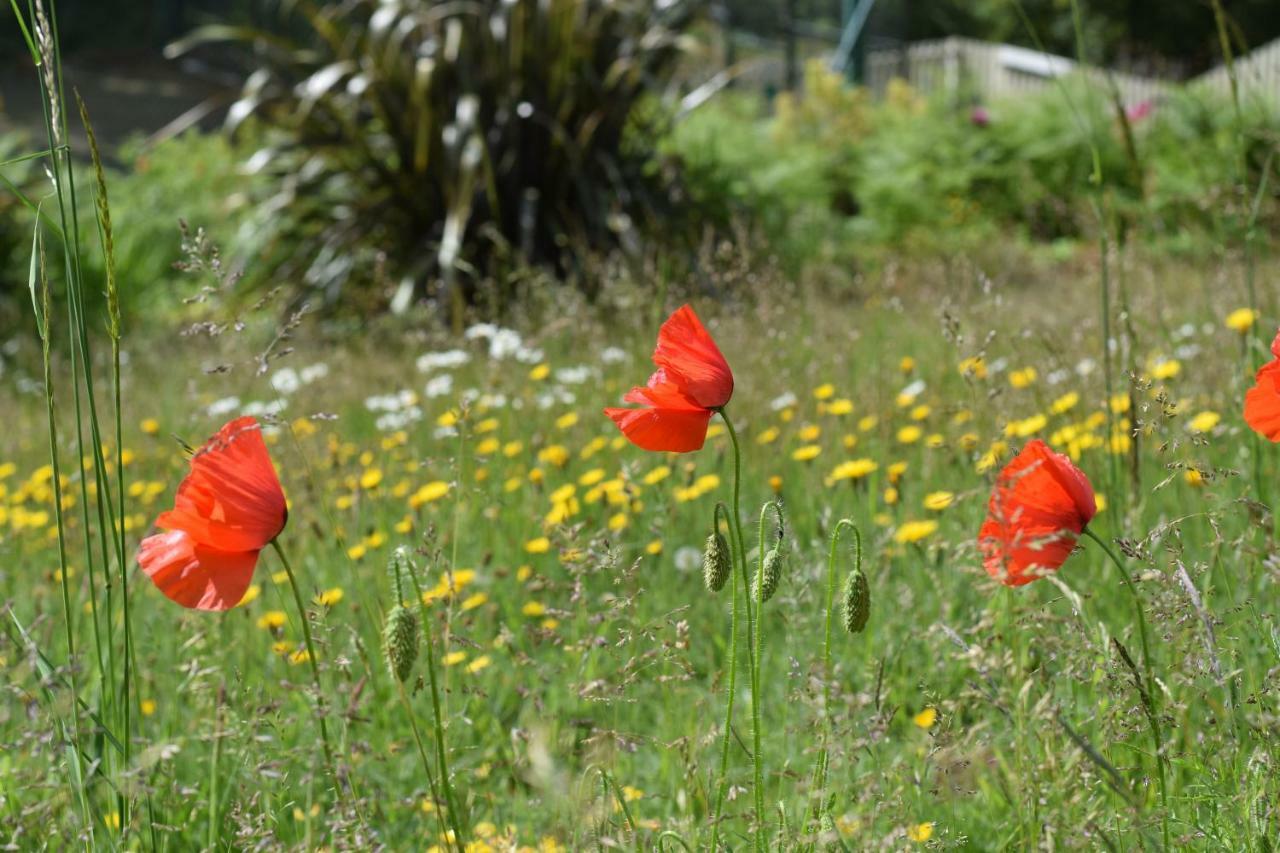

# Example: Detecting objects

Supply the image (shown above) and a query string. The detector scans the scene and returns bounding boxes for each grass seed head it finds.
[383,604,419,683]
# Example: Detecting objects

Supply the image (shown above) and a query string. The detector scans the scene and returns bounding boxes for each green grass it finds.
[3,248,1279,849]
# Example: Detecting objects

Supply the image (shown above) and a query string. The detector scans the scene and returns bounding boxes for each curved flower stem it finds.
[270,538,340,798]
[810,519,859,839]
[714,410,759,850]
[1081,526,1168,848]
[708,501,739,851]
[751,500,784,851]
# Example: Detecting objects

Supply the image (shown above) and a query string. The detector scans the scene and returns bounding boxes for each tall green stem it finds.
[711,410,759,850]
[719,412,765,849]
[404,555,468,847]
[1081,527,1168,848]
[810,520,859,838]
[269,539,340,797]
[708,501,740,851]
[751,501,784,852]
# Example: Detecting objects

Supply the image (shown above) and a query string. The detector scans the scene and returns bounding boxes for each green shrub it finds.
[669,66,1277,266]
[170,0,697,316]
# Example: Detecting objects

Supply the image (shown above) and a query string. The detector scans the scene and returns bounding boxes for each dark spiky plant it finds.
[169,0,698,321]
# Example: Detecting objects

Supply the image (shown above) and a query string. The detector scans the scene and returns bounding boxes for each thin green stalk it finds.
[600,768,638,842]
[394,679,454,851]
[33,222,94,841]
[810,520,859,839]
[708,500,741,851]
[269,538,341,798]
[207,687,222,850]
[750,501,784,852]
[717,411,760,848]
[404,556,468,847]
[1081,527,1168,848]
[78,87,134,832]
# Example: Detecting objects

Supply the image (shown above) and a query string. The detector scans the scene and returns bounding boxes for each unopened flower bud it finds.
[842,568,870,634]
[754,546,783,603]
[703,531,731,593]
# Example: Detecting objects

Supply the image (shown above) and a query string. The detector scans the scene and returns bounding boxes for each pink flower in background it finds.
[970,106,990,128]
[1125,99,1154,123]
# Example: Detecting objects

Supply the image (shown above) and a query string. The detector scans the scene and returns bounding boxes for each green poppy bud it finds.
[842,568,870,635]
[754,546,783,603]
[703,531,731,593]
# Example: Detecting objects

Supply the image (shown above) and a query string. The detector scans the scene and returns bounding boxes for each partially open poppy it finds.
[1244,330,1280,442]
[138,417,287,610]
[606,305,734,452]
[977,439,1097,586]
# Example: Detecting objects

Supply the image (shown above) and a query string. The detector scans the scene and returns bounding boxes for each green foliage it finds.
[669,64,1280,266]
[170,0,697,313]
[0,129,39,328]
[0,129,257,333]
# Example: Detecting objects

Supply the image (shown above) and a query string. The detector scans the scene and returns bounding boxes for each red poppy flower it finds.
[1244,329,1280,442]
[977,439,1097,587]
[138,417,287,610]
[605,305,733,452]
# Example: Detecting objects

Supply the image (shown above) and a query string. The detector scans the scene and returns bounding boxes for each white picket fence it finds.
[866,35,1280,105]
[1194,36,1280,103]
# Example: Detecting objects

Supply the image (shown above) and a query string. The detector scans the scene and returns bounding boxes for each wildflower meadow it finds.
[3,1,1280,851]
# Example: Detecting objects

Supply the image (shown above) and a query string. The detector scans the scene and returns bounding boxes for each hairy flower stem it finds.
[709,411,759,851]
[809,520,859,839]
[708,501,739,850]
[750,501,784,851]
[270,539,341,799]
[1082,527,1169,848]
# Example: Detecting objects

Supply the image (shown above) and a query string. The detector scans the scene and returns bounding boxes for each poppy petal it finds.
[977,440,1096,586]
[156,417,287,552]
[138,529,260,611]
[605,405,714,453]
[1245,360,1280,441]
[652,305,734,410]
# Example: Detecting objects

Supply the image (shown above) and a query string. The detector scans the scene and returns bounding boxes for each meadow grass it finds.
[3,245,1279,849]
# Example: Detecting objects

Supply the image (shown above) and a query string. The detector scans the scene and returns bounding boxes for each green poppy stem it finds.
[270,538,341,798]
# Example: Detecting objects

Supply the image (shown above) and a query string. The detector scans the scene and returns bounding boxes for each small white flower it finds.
[208,396,242,417]
[271,368,301,395]
[555,366,592,384]
[674,546,702,573]
[489,329,523,360]
[416,349,470,373]
[424,374,454,398]
[770,391,798,411]
[376,408,422,431]
[300,362,329,384]
[600,346,628,364]
[242,399,287,417]
[899,379,926,399]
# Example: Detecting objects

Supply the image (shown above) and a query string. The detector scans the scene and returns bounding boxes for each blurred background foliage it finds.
[166,0,698,321]
[1,0,1278,330]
